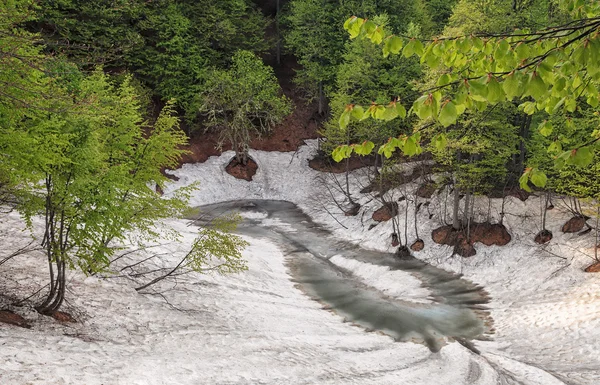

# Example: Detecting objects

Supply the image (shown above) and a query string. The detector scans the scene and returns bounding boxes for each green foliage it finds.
[322,15,420,160]
[188,214,249,274]
[196,51,292,164]
[284,0,427,105]
[31,0,270,117]
[334,3,600,189]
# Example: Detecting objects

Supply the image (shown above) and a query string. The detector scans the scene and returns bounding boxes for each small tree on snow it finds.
[197,50,291,165]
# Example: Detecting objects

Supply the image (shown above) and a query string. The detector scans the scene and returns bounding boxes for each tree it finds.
[283,0,426,114]
[196,50,292,165]
[31,0,270,118]
[1,2,248,313]
[334,1,600,191]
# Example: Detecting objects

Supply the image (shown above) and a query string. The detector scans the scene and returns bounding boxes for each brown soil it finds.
[410,239,425,252]
[372,202,399,222]
[52,311,76,323]
[432,222,511,257]
[416,182,437,198]
[225,158,258,181]
[562,216,587,233]
[584,262,600,273]
[0,310,30,328]
[534,230,553,244]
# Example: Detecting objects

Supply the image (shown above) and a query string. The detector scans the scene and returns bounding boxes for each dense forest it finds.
[2,0,600,317]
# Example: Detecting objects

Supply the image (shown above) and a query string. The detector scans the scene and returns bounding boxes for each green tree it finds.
[335,1,600,190]
[1,2,248,313]
[196,50,292,165]
[284,0,426,114]
[31,0,270,118]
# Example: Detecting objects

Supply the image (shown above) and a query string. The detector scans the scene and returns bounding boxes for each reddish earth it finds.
[51,310,75,323]
[0,310,30,328]
[432,222,511,257]
[410,239,425,252]
[562,216,587,233]
[372,203,399,222]
[585,261,600,273]
[225,158,259,181]
[534,230,553,244]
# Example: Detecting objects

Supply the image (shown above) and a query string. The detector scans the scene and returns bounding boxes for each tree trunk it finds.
[452,184,461,230]
[276,0,281,66]
[318,82,324,115]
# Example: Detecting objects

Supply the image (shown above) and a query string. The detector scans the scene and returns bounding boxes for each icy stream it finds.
[192,199,491,352]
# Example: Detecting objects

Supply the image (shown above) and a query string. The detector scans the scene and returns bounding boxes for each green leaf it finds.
[527,72,547,100]
[486,76,505,103]
[547,141,562,154]
[381,105,399,121]
[339,110,351,129]
[438,101,458,127]
[434,134,447,151]
[530,169,547,188]
[403,136,417,156]
[538,120,553,137]
[503,72,522,100]
[389,36,403,54]
[569,147,594,167]
[519,172,532,192]
[396,103,407,119]
[350,105,365,121]
[403,39,415,58]
[437,73,451,87]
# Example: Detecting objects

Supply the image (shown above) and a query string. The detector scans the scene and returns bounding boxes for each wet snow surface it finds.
[193,199,489,353]
[2,141,600,384]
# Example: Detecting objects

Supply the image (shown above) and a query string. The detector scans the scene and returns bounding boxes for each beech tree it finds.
[197,50,291,165]
[333,1,600,192]
[1,2,248,314]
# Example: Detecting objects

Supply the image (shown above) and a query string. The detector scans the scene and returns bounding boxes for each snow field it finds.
[164,140,600,384]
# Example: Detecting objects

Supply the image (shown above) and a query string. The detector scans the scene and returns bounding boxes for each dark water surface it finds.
[191,200,491,352]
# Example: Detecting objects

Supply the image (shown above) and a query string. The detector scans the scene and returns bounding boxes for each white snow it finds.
[2,140,600,384]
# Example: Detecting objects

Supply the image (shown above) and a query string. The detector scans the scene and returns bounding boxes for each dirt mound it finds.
[562,216,587,233]
[52,311,76,323]
[585,262,600,273]
[432,222,511,257]
[225,158,258,181]
[410,239,425,252]
[0,310,30,328]
[372,203,398,222]
[534,230,553,244]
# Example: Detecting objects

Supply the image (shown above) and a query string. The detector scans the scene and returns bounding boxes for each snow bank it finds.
[163,141,600,384]
[1,214,496,385]
[2,140,600,384]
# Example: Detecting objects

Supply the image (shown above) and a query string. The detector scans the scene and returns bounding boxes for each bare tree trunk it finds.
[542,191,550,231]
[463,190,471,226]
[318,82,324,115]
[594,206,600,262]
[452,184,461,230]
[276,0,281,66]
